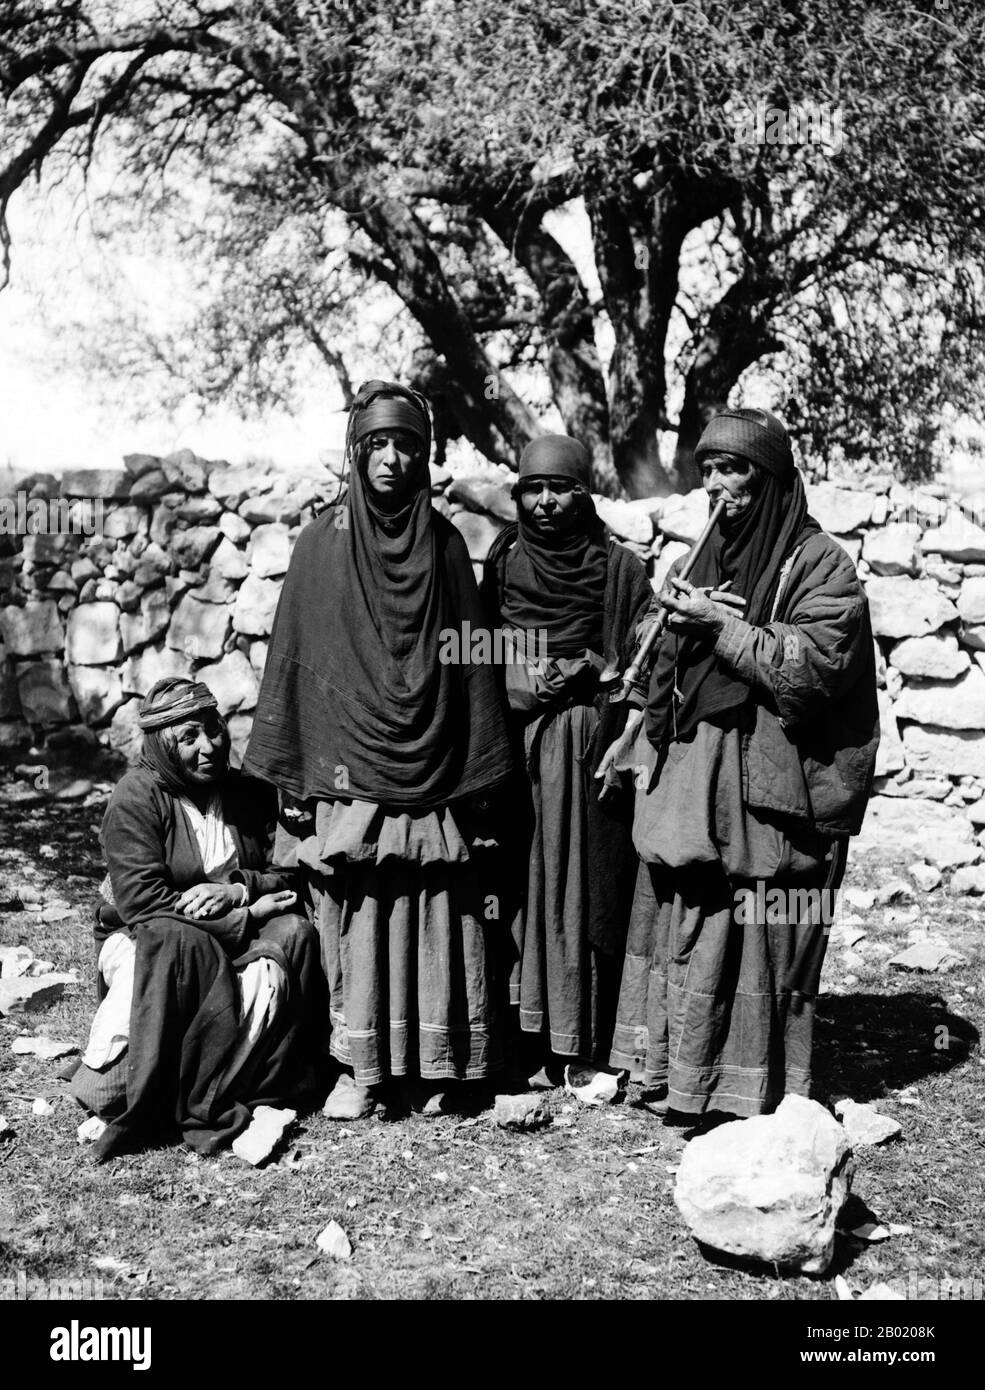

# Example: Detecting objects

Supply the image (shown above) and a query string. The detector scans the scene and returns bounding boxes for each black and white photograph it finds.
[0,0,981,1348]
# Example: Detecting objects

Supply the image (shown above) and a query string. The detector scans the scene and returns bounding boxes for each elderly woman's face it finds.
[518,477,582,533]
[170,712,229,786]
[700,451,762,519]
[364,429,423,503]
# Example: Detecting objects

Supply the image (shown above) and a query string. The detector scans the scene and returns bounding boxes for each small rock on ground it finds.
[494,1093,552,1130]
[835,1099,903,1146]
[12,1035,78,1060]
[231,1105,296,1166]
[316,1220,352,1261]
[888,941,965,974]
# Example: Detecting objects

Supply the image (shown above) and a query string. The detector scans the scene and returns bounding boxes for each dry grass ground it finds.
[1,753,983,1302]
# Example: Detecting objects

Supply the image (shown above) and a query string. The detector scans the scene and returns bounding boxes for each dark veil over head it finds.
[647,409,820,746]
[244,382,513,806]
[501,434,609,657]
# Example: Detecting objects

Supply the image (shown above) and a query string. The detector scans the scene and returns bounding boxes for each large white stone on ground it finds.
[167,593,231,660]
[68,665,124,724]
[231,574,281,637]
[246,522,293,579]
[674,1095,852,1274]
[894,666,985,730]
[861,523,921,576]
[805,482,874,534]
[0,601,64,656]
[866,576,958,639]
[196,650,259,714]
[920,509,985,563]
[16,660,75,725]
[874,690,904,776]
[658,490,708,543]
[901,723,985,779]
[65,601,121,665]
[888,633,969,680]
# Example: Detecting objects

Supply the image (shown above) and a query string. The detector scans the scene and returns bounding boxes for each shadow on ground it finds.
[813,991,979,1102]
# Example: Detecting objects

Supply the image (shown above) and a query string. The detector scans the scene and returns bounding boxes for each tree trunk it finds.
[673,273,783,489]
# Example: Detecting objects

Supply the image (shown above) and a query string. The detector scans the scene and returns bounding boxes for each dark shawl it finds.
[647,469,820,748]
[483,526,655,953]
[244,462,512,808]
[499,493,609,656]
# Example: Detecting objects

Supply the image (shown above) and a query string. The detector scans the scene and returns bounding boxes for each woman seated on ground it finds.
[71,677,324,1161]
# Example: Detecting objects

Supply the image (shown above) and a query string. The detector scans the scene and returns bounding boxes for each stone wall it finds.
[3,451,985,869]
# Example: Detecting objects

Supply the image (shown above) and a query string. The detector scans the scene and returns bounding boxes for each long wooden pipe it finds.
[600,496,728,703]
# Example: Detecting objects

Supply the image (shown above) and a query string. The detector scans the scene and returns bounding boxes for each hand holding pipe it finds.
[600,496,729,703]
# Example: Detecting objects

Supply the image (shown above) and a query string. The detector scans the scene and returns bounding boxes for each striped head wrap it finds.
[138,679,219,732]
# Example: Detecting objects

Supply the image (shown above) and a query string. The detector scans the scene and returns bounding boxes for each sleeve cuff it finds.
[712,610,752,666]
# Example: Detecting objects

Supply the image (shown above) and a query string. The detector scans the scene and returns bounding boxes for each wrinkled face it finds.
[699,450,763,519]
[517,477,583,534]
[363,429,423,504]
[168,711,229,786]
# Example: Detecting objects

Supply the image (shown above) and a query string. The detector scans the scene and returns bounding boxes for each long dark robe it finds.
[612,506,877,1113]
[483,526,654,1060]
[80,766,324,1161]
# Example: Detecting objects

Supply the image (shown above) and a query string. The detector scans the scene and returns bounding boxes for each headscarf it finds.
[500,435,608,657]
[647,410,820,747]
[243,381,512,807]
[136,678,227,797]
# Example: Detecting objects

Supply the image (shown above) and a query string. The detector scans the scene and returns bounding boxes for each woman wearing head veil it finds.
[599,409,879,1120]
[244,381,513,1118]
[70,677,324,1161]
[481,436,655,1090]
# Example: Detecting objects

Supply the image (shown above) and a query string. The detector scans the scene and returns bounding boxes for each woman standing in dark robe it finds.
[244,381,513,1118]
[599,409,879,1120]
[71,677,324,1161]
[481,436,655,1089]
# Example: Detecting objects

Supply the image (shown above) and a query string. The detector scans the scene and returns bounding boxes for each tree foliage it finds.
[2,0,983,494]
